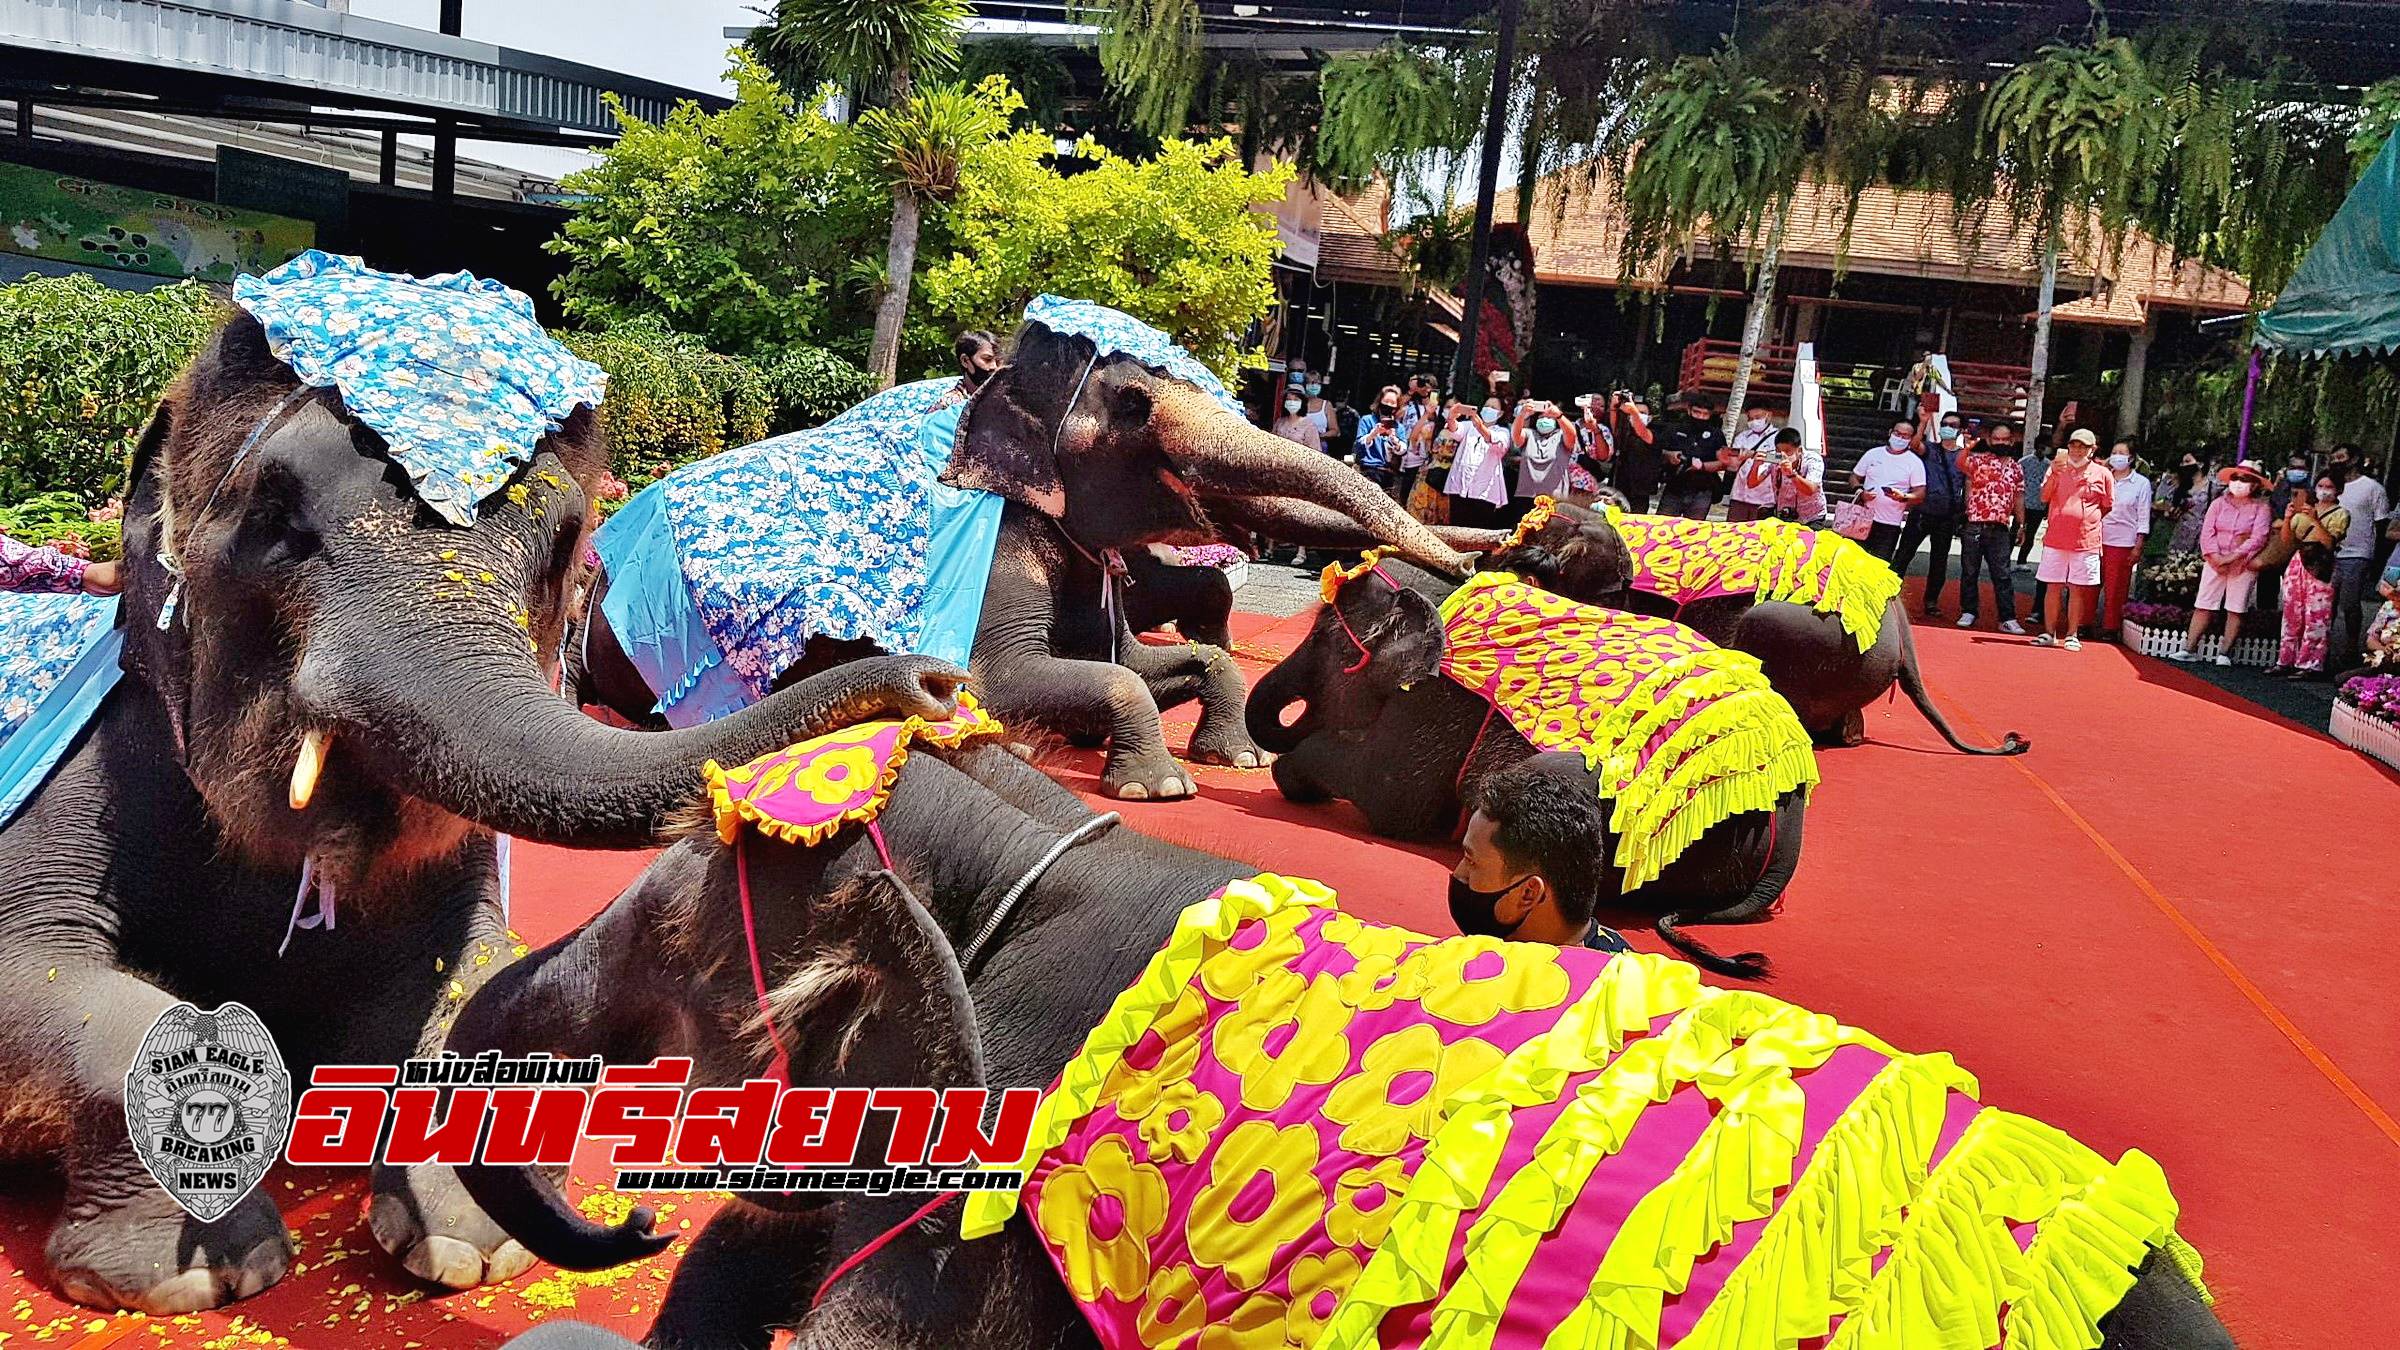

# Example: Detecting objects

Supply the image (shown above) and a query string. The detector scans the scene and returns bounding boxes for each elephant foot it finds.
[1186,725,1272,769]
[1269,754,1330,804]
[1102,753,1196,801]
[1812,708,1868,749]
[369,1162,539,1291]
[48,1183,292,1314]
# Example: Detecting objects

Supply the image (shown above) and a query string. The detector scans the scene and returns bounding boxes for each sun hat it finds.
[2217,462,2272,489]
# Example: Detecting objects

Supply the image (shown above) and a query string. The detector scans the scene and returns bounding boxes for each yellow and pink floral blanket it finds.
[966,874,2196,1350]
[1435,572,1817,892]
[1510,500,1901,652]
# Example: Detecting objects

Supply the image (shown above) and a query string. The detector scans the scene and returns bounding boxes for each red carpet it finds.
[4,602,2392,1347]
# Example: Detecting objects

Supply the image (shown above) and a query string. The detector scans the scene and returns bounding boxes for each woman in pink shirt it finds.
[2172,463,2274,667]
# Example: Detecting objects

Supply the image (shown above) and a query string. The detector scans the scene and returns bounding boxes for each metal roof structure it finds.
[0,0,729,152]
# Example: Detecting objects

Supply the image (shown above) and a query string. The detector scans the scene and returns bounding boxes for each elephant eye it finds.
[233,459,323,570]
[1108,384,1153,428]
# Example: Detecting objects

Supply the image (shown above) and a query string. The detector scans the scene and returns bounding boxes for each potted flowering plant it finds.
[2331,673,2400,770]
[1155,542,1251,594]
[2138,551,2203,605]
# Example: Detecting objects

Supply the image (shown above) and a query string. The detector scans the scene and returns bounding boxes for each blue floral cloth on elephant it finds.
[0,594,123,827]
[233,250,608,526]
[593,296,1239,728]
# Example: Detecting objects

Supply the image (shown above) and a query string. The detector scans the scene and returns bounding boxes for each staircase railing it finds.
[1676,338,1798,408]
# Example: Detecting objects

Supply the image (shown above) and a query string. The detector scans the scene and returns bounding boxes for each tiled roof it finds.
[1320,170,2253,326]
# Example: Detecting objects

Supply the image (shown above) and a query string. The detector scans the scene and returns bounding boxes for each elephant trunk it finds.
[445,902,676,1269]
[300,604,964,849]
[1246,644,1319,754]
[1162,390,1471,576]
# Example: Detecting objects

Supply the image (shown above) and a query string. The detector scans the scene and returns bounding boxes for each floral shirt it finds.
[1963,451,2024,525]
[0,534,86,594]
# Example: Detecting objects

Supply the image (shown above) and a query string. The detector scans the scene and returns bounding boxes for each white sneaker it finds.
[1999,620,2027,636]
[2063,636,2082,652]
[2032,633,2059,647]
[1956,613,1977,628]
[2166,649,2196,663]
[2212,653,2233,667]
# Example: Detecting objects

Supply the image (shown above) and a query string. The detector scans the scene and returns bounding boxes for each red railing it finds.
[1676,339,1797,409]
[1679,340,2033,422]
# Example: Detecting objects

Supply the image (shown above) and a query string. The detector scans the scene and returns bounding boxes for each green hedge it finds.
[0,275,875,525]
[0,490,121,562]
[0,274,224,503]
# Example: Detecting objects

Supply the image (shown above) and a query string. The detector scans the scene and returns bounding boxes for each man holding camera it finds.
[1657,395,1731,521]
[1605,390,1660,513]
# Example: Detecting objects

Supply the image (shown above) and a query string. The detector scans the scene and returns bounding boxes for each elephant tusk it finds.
[290,728,331,811]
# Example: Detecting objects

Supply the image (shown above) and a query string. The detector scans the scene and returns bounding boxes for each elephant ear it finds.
[1368,586,1447,691]
[116,404,196,750]
[944,331,1079,516]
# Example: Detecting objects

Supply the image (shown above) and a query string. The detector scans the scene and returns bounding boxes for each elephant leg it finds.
[346,880,539,1291]
[646,1204,830,1350]
[1637,800,1800,982]
[976,653,1194,801]
[1118,636,1266,769]
[40,965,293,1314]
[1269,734,1341,803]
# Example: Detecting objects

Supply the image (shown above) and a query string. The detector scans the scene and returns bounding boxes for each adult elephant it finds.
[571,299,1473,800]
[1249,559,1812,977]
[449,739,2231,1350]
[1505,498,2028,753]
[0,258,962,1316]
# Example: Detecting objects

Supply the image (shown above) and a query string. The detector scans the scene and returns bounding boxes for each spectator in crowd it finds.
[1272,383,1323,454]
[1657,395,1730,520]
[1,535,119,595]
[1725,404,1784,522]
[1607,390,1662,513]
[1391,392,1432,506]
[2172,462,2274,666]
[2329,444,2393,668]
[2265,472,2349,678]
[1567,394,1612,504]
[1354,402,1407,499]
[955,329,1000,389]
[1453,755,1633,953]
[2017,431,2053,569]
[1957,420,2026,634]
[2342,560,2400,676]
[2033,429,2113,652]
[1509,399,1578,522]
[1893,410,1969,618]
[2272,452,2313,518]
[1296,370,1335,443]
[1852,420,1928,564]
[2099,438,2152,641]
[2157,451,2204,553]
[1445,397,1514,528]
[1771,427,1829,528]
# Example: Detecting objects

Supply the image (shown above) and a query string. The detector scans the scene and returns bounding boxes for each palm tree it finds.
[1978,31,2174,442]
[749,0,972,387]
[1617,48,1804,429]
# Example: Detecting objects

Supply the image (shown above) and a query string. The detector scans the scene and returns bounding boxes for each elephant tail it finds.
[1892,602,2030,755]
[1652,916,1772,981]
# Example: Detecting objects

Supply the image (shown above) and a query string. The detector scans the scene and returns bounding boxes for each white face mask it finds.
[2108,454,2132,471]
[2227,481,2253,499]
[1480,406,1503,425]
[1284,398,1303,414]
[1749,414,1769,427]
[1889,434,1913,452]
[2316,486,2338,503]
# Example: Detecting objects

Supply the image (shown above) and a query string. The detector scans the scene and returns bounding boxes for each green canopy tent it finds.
[2230,130,2400,461]
[2257,129,2400,359]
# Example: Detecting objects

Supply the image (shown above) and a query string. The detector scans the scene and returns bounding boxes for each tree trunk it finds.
[2023,232,2059,441]
[1515,94,1545,230]
[869,186,920,390]
[1724,199,1788,437]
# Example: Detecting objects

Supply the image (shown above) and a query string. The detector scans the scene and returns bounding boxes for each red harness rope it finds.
[810,1189,964,1311]
[1330,563,1405,672]
[734,824,898,1086]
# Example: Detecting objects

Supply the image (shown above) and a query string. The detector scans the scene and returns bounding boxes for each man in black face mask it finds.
[1450,755,1631,952]
[955,329,1000,389]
